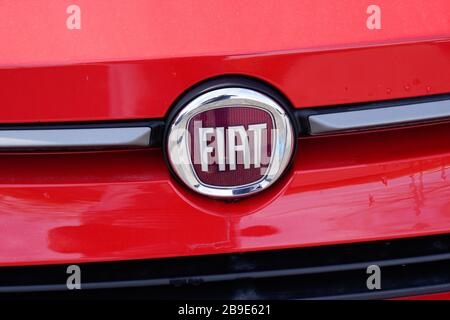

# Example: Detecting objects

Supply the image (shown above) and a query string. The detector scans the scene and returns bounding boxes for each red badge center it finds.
[188,107,273,187]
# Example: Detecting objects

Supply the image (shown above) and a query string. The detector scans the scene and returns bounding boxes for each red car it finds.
[0,0,449,300]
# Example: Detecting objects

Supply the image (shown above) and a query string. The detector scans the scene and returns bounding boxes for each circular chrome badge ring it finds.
[166,86,296,199]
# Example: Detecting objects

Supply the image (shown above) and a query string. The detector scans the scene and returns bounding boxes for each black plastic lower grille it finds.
[2,234,450,299]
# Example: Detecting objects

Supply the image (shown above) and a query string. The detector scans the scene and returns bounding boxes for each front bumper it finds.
[1,118,449,267]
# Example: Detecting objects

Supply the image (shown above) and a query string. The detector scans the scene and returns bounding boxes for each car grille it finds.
[2,234,450,299]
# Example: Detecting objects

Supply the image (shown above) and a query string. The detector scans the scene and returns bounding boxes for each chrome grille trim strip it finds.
[0,127,151,149]
[308,99,450,135]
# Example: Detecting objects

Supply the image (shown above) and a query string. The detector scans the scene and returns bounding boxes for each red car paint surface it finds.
[393,291,450,300]
[0,0,450,299]
[0,1,449,123]
[0,121,449,266]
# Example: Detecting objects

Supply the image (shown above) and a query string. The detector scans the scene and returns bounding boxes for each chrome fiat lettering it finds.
[196,122,268,172]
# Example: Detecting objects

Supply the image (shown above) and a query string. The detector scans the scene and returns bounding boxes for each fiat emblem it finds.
[166,87,295,198]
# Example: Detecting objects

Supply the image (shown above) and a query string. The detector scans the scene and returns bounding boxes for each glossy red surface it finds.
[0,121,449,266]
[393,291,450,300]
[0,1,449,123]
[2,0,449,65]
[0,41,449,123]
